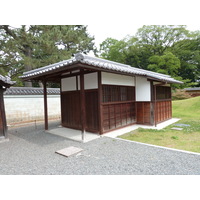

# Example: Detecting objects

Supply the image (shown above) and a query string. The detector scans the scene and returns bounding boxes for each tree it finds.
[99,25,200,88]
[99,37,127,63]
[135,25,192,55]
[171,37,200,85]
[148,52,181,76]
[0,25,95,86]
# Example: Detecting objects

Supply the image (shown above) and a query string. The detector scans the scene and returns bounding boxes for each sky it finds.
[87,24,200,49]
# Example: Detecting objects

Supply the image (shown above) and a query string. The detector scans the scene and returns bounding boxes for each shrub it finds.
[172,89,191,100]
[171,136,179,140]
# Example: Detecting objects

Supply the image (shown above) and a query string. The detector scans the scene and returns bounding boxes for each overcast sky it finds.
[87,24,200,49]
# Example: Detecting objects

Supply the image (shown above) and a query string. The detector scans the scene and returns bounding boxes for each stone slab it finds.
[174,123,190,127]
[55,146,83,157]
[171,127,183,131]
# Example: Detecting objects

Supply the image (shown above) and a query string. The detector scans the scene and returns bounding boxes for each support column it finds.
[80,70,86,141]
[43,80,48,130]
[154,85,157,127]
[98,71,103,135]
[0,87,8,138]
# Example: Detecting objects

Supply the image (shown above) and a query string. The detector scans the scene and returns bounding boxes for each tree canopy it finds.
[99,25,200,88]
[0,25,95,86]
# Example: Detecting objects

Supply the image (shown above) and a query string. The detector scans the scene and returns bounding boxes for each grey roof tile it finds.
[184,87,200,91]
[0,74,15,86]
[20,53,183,84]
[4,87,60,95]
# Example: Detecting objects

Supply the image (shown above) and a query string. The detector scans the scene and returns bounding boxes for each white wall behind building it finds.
[4,95,61,123]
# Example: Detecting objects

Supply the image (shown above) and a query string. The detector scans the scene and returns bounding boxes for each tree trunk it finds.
[24,47,33,87]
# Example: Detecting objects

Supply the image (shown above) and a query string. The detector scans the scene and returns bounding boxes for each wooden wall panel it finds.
[61,91,81,130]
[0,103,3,136]
[85,90,99,132]
[136,100,172,125]
[102,102,136,132]
[136,102,152,125]
[155,100,172,124]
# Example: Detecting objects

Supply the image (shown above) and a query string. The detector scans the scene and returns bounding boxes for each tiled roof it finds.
[0,74,15,86]
[184,87,200,91]
[21,53,183,84]
[4,87,60,95]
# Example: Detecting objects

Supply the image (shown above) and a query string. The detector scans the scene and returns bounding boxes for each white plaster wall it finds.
[102,72,135,86]
[136,76,151,101]
[61,73,98,91]
[4,95,61,123]
[84,72,98,89]
[61,77,76,91]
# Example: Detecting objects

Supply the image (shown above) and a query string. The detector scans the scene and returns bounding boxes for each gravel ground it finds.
[0,121,200,175]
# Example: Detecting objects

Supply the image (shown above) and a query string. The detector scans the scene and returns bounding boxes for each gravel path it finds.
[0,121,200,175]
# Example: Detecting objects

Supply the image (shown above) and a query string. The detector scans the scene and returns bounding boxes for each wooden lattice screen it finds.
[102,85,136,132]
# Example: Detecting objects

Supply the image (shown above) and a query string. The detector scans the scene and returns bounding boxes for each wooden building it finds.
[184,87,200,97]
[0,75,15,139]
[21,53,182,135]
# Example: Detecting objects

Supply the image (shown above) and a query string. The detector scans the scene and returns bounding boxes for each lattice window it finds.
[102,85,135,102]
[156,86,171,100]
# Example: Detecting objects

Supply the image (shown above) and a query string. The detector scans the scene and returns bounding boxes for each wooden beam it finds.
[43,80,48,130]
[80,69,86,141]
[98,71,103,135]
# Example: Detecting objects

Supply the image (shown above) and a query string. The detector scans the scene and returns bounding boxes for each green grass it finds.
[119,96,200,153]
[172,96,200,120]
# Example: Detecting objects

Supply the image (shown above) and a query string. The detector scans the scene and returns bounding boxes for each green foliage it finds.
[99,25,200,87]
[0,25,95,86]
[99,37,127,63]
[148,52,180,76]
[171,136,179,140]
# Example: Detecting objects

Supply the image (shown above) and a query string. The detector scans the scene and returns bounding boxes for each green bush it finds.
[171,136,179,140]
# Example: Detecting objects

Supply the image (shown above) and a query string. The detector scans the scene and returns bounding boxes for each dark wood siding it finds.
[102,85,136,133]
[155,100,172,123]
[0,88,6,137]
[102,102,136,132]
[85,89,99,132]
[136,100,172,125]
[0,102,3,136]
[136,102,154,125]
[61,91,81,130]
[61,89,99,133]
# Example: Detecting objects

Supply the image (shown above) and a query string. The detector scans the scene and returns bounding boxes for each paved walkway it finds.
[0,121,200,175]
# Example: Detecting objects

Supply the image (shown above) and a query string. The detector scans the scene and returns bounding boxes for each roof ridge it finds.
[76,53,171,78]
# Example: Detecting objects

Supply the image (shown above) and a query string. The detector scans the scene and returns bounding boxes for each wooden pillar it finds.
[98,71,103,135]
[80,69,86,141]
[43,80,48,130]
[0,87,8,138]
[154,85,157,127]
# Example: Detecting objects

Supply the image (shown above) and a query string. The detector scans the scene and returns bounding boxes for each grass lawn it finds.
[119,96,200,153]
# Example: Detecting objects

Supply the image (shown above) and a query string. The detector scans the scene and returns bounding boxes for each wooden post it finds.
[98,71,103,135]
[0,87,8,138]
[154,85,157,127]
[43,80,48,130]
[80,70,86,141]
